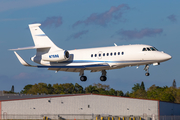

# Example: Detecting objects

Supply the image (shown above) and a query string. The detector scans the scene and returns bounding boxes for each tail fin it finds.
[29,23,62,52]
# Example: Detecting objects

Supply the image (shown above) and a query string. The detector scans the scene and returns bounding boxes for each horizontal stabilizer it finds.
[14,51,36,67]
[10,46,51,51]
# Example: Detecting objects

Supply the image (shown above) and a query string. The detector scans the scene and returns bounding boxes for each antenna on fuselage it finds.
[114,43,117,46]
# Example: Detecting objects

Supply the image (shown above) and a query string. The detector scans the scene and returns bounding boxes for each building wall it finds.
[159,101,180,116]
[0,101,1,119]
[1,94,158,116]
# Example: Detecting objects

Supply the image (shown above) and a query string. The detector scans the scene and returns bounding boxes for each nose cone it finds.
[161,53,172,61]
[165,54,172,60]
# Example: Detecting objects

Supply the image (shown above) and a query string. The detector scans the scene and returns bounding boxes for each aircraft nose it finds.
[163,53,172,61]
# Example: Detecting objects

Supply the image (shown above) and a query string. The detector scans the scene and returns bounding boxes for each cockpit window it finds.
[153,47,158,51]
[142,47,158,51]
[147,48,151,51]
[142,48,147,51]
[150,47,156,51]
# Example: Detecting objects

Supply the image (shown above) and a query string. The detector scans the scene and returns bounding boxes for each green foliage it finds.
[20,84,33,94]
[19,80,180,104]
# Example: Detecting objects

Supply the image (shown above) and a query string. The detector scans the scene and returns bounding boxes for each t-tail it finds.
[10,23,70,65]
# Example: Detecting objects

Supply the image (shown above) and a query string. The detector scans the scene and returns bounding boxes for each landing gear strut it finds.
[79,70,87,81]
[144,65,150,76]
[100,70,107,81]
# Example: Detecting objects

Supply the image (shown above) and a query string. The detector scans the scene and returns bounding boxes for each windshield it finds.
[142,47,158,51]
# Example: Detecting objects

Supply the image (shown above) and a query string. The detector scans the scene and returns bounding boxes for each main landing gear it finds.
[79,70,107,82]
[144,64,150,76]
[100,70,107,81]
[79,70,87,82]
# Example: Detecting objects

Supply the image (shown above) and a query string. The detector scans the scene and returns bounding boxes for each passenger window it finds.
[110,53,113,56]
[103,53,105,56]
[122,52,124,55]
[107,53,109,56]
[147,48,151,51]
[91,54,93,57]
[114,52,116,56]
[118,52,120,55]
[142,48,147,51]
[95,54,97,57]
[99,54,101,57]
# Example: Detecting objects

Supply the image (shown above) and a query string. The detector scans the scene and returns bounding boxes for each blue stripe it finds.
[51,60,154,64]
[38,64,109,69]
[35,34,46,36]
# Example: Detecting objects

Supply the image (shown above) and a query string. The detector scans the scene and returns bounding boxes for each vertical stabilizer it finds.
[29,23,62,52]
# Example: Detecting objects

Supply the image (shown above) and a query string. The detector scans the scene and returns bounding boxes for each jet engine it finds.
[42,50,69,62]
[31,50,69,63]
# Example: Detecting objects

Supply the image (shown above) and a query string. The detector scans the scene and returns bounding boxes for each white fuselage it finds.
[38,44,171,72]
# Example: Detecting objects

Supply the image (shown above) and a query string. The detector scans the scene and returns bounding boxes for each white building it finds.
[0,94,180,120]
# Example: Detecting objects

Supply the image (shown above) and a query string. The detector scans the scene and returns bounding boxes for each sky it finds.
[0,0,179,93]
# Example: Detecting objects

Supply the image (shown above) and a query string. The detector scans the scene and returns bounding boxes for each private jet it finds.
[10,23,172,81]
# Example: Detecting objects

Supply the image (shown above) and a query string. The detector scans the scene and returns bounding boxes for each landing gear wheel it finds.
[100,76,107,81]
[145,72,150,76]
[80,76,87,81]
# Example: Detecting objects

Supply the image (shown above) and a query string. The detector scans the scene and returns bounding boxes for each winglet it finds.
[14,51,36,67]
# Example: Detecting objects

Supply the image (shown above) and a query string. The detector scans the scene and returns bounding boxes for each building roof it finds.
[0,93,160,102]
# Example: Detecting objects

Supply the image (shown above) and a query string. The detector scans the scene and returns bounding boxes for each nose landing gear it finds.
[144,65,150,76]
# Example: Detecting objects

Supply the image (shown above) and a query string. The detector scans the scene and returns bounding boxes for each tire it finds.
[80,76,87,81]
[100,76,107,81]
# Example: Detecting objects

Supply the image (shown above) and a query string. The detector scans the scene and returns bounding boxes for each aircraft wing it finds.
[39,64,109,72]
[13,51,109,72]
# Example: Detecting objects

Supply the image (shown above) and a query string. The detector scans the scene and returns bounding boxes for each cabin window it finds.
[122,52,124,55]
[114,52,116,56]
[103,53,105,56]
[91,54,93,57]
[110,53,113,56]
[99,54,101,57]
[118,52,120,55]
[107,53,109,56]
[95,54,97,57]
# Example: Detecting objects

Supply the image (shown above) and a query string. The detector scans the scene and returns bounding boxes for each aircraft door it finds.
[98,51,102,59]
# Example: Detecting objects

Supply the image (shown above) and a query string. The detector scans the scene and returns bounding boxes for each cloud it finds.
[117,28,163,40]
[13,72,52,80]
[167,14,177,22]
[73,4,130,27]
[41,16,63,28]
[0,0,65,12]
[66,30,89,40]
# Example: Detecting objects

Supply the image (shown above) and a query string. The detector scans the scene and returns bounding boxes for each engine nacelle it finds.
[41,50,69,62]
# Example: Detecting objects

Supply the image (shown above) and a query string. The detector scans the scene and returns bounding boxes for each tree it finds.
[117,90,124,96]
[147,84,168,100]
[172,79,176,88]
[85,85,99,94]
[74,83,84,93]
[27,83,49,94]
[108,88,117,96]
[140,81,145,90]
[20,84,33,94]
[132,83,140,92]
[47,84,54,94]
